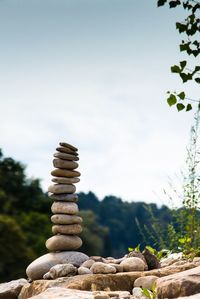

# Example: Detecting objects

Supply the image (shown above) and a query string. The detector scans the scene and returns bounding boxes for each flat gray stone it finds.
[59,142,78,152]
[52,177,80,184]
[51,169,80,178]
[0,278,28,299]
[51,202,79,214]
[44,263,77,279]
[54,152,79,161]
[26,251,89,280]
[52,224,82,235]
[53,159,78,170]
[48,193,78,202]
[46,235,82,251]
[56,147,78,156]
[51,214,83,225]
[48,184,76,194]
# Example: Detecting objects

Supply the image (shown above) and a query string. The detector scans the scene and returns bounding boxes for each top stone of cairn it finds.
[59,142,78,152]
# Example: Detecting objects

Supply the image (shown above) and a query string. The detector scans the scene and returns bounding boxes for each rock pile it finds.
[46,142,82,252]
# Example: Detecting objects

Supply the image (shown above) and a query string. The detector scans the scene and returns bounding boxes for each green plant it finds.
[142,281,157,299]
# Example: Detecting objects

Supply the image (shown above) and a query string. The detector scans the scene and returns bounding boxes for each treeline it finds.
[0,150,172,282]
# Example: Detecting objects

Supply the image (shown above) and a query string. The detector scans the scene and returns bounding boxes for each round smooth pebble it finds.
[48,193,78,202]
[53,159,78,170]
[51,202,79,215]
[120,257,146,272]
[46,235,82,251]
[90,262,116,274]
[54,152,79,161]
[81,259,95,269]
[134,275,158,290]
[26,251,89,280]
[52,177,80,184]
[56,147,78,155]
[51,169,80,178]
[78,266,92,275]
[51,214,83,225]
[52,224,82,235]
[108,263,123,272]
[59,142,78,151]
[48,184,76,194]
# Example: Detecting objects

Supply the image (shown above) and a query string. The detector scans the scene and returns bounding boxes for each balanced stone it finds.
[54,152,79,161]
[51,202,79,214]
[46,235,82,251]
[48,193,78,202]
[51,169,80,178]
[48,184,76,194]
[52,177,80,184]
[59,142,78,152]
[53,159,78,170]
[51,214,83,224]
[52,224,82,235]
[56,147,78,156]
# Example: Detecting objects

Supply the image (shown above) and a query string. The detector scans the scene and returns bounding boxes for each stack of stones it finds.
[46,142,83,252]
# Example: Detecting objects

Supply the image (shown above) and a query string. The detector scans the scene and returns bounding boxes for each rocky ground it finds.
[1,250,200,299]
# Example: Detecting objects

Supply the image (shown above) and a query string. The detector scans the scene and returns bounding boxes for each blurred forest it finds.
[0,150,172,282]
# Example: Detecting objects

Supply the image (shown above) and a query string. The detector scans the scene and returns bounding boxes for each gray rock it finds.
[26,251,89,280]
[78,266,92,275]
[59,142,78,152]
[46,235,82,251]
[48,184,76,194]
[54,152,79,161]
[127,251,148,270]
[51,168,80,178]
[51,214,83,225]
[90,262,117,274]
[53,159,78,170]
[134,275,158,290]
[44,263,77,279]
[109,263,123,273]
[52,224,82,235]
[56,147,78,155]
[48,193,78,202]
[120,257,146,272]
[0,278,28,299]
[51,202,79,214]
[52,177,80,184]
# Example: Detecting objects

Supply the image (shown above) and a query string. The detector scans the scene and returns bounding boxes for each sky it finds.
[0,0,199,206]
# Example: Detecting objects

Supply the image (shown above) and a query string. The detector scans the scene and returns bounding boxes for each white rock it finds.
[90,262,116,274]
[134,275,158,290]
[132,287,150,299]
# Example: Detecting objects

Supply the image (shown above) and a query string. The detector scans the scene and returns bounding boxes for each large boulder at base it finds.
[0,278,28,299]
[26,251,89,280]
[156,265,200,298]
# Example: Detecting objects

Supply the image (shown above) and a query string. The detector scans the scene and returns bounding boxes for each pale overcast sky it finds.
[0,0,198,206]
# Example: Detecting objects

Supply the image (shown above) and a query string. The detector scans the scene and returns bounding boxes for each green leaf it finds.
[171,65,181,73]
[178,91,185,100]
[169,0,181,8]
[180,73,192,83]
[177,103,185,111]
[195,66,200,72]
[195,78,200,84]
[186,104,192,111]
[180,60,187,69]
[142,288,152,299]
[157,0,167,7]
[167,94,177,106]
[128,247,133,252]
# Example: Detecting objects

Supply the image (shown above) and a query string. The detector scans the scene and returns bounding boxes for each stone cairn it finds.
[46,142,83,252]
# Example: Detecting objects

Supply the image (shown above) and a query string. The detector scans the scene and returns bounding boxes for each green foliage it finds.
[157,0,200,111]
[142,282,157,299]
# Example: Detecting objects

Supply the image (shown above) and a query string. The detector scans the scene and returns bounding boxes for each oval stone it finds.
[53,159,78,170]
[51,202,79,214]
[51,169,80,178]
[56,147,78,156]
[51,214,83,224]
[52,177,80,184]
[46,235,82,251]
[54,152,79,161]
[48,184,76,194]
[52,224,82,235]
[59,142,78,152]
[48,193,78,202]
